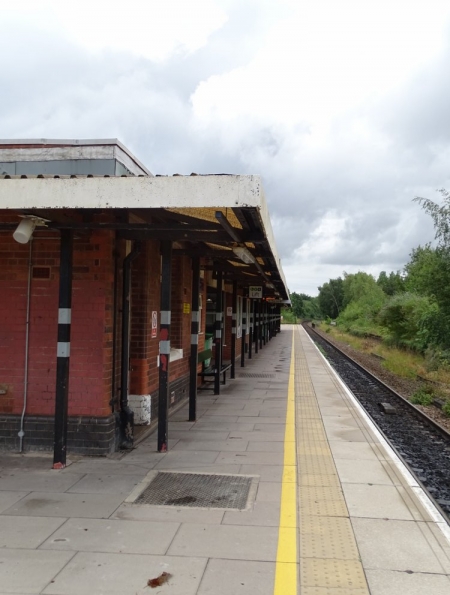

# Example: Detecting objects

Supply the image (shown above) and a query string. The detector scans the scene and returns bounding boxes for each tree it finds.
[302,296,321,319]
[378,292,438,351]
[415,189,450,248]
[338,272,386,333]
[377,271,405,296]
[318,277,344,318]
[289,292,304,319]
[342,271,383,307]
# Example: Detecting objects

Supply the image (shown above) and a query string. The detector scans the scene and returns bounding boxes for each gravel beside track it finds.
[309,325,450,433]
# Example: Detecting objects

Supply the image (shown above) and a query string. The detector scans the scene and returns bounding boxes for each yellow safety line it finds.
[273,329,297,594]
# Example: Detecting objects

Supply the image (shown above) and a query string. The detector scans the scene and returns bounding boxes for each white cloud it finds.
[5,0,228,61]
[1,0,450,297]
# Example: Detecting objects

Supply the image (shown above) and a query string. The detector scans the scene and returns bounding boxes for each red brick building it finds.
[0,140,289,465]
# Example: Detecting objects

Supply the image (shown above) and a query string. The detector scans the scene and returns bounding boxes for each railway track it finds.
[303,323,450,520]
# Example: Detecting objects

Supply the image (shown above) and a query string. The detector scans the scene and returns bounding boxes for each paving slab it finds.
[342,483,415,520]
[364,568,450,595]
[329,440,387,461]
[42,551,208,595]
[334,458,394,485]
[222,500,281,527]
[239,464,284,482]
[0,490,28,513]
[153,451,219,469]
[167,523,278,561]
[171,439,249,452]
[0,549,75,594]
[255,482,282,502]
[0,515,66,548]
[66,460,156,475]
[197,559,275,595]
[40,517,180,555]
[228,431,285,442]
[215,451,284,465]
[352,517,449,573]
[246,441,284,452]
[237,416,287,424]
[112,502,225,524]
[165,431,231,441]
[67,473,143,495]
[191,422,255,432]
[0,471,83,492]
[2,492,125,518]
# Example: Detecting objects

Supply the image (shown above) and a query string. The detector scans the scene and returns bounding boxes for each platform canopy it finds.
[0,173,289,301]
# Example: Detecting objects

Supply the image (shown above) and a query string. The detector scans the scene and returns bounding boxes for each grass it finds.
[410,387,435,406]
[319,323,435,381]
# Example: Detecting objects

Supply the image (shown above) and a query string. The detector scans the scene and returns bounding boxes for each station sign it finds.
[249,286,263,299]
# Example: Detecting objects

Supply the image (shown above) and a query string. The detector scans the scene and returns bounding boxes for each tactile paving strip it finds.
[300,515,360,559]
[294,328,370,595]
[300,558,368,590]
[134,472,254,509]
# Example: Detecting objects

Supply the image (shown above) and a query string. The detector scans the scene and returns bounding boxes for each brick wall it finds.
[0,219,115,421]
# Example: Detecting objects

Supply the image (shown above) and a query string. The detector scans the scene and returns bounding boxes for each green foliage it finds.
[318,277,344,318]
[404,244,450,349]
[289,292,304,318]
[280,307,296,324]
[302,296,321,319]
[336,273,386,335]
[442,401,450,416]
[378,292,438,351]
[424,346,450,371]
[377,271,405,296]
[404,245,447,297]
[410,387,434,405]
[414,189,450,248]
[342,272,384,307]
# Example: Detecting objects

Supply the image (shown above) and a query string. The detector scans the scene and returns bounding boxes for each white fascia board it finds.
[0,175,262,209]
[0,174,288,295]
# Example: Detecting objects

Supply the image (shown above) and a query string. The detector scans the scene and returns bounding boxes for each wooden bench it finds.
[197,348,232,387]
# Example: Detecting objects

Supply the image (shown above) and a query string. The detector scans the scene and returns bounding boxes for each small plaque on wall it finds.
[151,311,158,338]
[183,303,191,314]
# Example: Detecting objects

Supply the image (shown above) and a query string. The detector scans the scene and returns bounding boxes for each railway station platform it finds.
[0,325,449,594]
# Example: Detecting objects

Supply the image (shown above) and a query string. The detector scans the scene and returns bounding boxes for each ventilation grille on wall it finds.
[32,266,51,279]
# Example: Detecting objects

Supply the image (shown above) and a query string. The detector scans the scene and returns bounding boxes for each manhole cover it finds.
[239,373,276,378]
[131,472,256,510]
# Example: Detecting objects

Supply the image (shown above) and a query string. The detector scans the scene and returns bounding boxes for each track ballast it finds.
[303,324,450,520]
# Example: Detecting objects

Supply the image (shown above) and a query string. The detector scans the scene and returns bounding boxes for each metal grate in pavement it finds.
[239,373,276,378]
[133,471,256,510]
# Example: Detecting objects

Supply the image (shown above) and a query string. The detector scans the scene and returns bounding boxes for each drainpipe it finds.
[18,239,33,452]
[119,241,141,449]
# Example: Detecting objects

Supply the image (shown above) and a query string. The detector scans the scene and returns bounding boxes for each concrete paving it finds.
[0,325,449,594]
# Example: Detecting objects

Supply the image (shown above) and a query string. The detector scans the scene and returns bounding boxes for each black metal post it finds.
[255,300,259,354]
[158,240,172,452]
[53,230,73,469]
[241,296,247,367]
[248,300,253,359]
[263,301,267,345]
[259,300,263,350]
[189,257,200,421]
[214,270,223,395]
[231,280,237,379]
[119,242,141,449]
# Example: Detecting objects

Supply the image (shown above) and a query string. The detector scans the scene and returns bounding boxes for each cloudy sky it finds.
[2,0,450,295]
